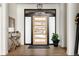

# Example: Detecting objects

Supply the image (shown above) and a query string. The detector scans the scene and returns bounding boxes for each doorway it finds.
[24,9,56,45]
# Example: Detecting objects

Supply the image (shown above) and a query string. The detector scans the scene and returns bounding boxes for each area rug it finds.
[28,45,50,49]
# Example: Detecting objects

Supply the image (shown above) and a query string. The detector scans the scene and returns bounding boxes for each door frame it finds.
[24,9,56,45]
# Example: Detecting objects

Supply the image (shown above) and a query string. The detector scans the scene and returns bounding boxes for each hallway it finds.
[8,45,66,56]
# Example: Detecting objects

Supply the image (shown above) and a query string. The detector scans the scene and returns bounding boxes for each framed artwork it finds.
[9,16,15,28]
[8,16,15,32]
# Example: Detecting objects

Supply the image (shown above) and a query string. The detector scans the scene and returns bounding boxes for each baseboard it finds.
[0,51,8,56]
[60,46,67,49]
[20,43,24,45]
[59,45,67,49]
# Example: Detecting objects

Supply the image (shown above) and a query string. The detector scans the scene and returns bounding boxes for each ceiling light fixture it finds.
[37,3,43,9]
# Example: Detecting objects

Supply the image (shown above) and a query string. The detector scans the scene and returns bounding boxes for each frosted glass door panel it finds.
[25,17,31,44]
[49,17,55,44]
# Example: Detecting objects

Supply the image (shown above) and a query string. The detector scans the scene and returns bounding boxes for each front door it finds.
[32,16,48,45]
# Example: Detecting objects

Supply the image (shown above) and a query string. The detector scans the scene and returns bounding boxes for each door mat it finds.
[28,45,50,49]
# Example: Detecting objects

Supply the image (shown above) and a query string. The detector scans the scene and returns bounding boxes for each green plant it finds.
[51,33,59,41]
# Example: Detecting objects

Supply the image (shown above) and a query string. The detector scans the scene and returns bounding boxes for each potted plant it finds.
[51,33,60,47]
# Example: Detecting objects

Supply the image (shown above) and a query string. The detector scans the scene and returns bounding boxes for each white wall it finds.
[59,4,67,47]
[67,3,77,55]
[0,4,2,55]
[0,4,8,55]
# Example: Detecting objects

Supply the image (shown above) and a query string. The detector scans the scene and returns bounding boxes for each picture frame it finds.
[9,16,15,30]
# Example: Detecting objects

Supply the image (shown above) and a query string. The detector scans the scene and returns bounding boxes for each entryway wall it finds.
[8,3,67,47]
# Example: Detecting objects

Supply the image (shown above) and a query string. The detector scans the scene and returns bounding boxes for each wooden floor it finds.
[7,45,66,56]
